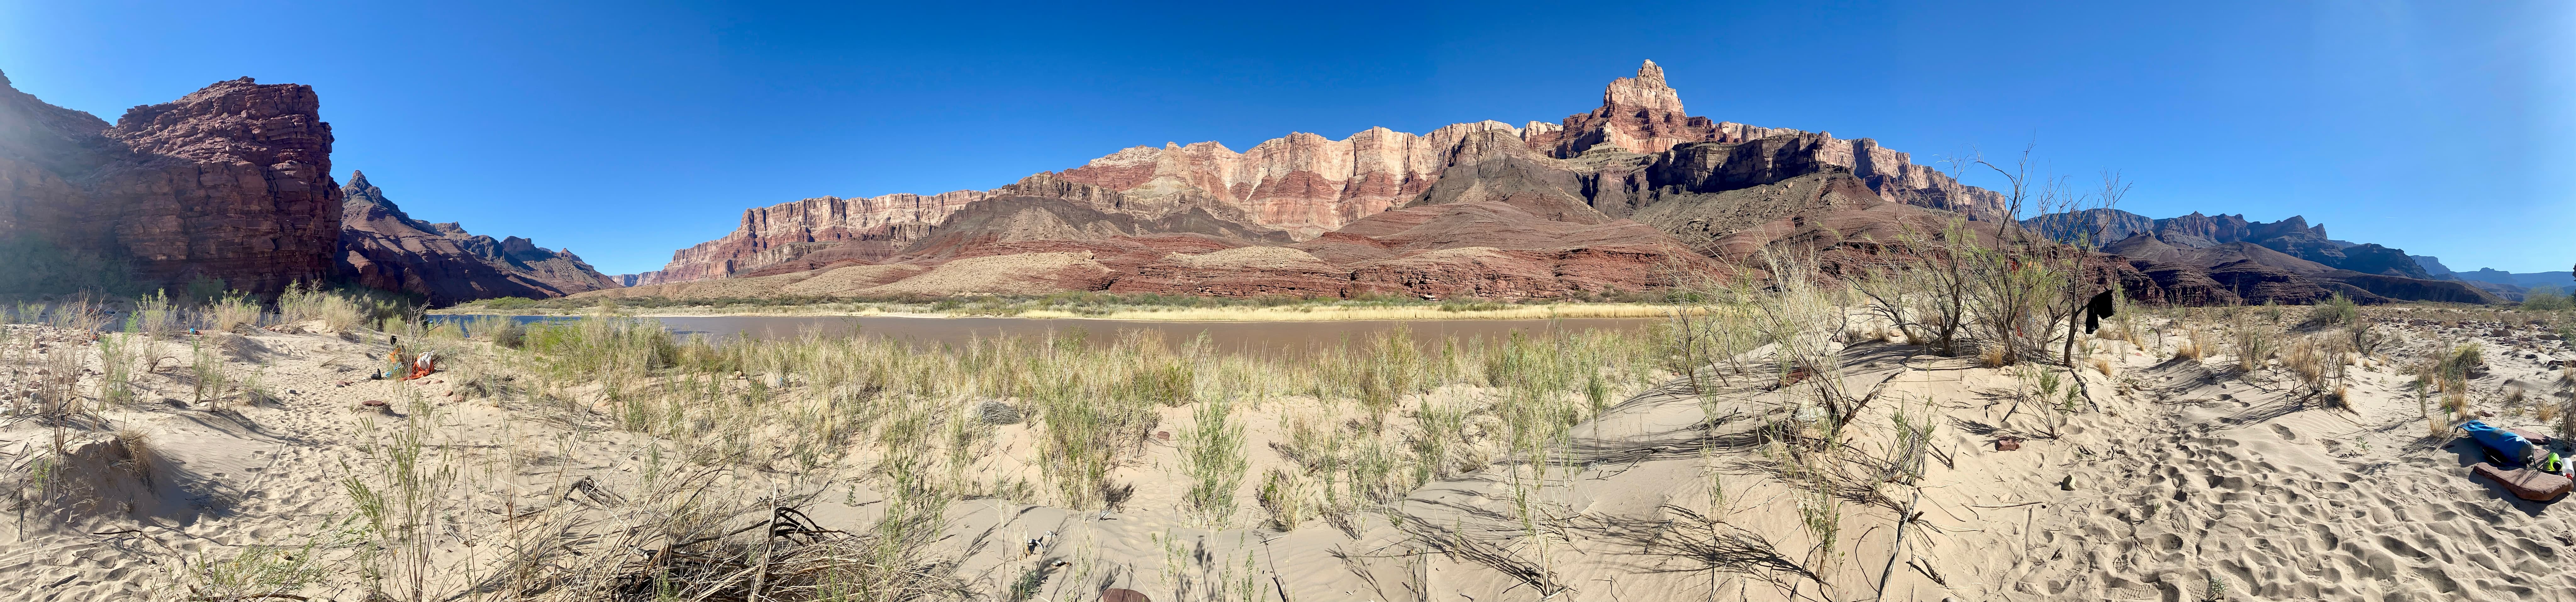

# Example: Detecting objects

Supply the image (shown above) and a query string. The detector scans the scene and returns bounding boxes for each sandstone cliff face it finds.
[1057,121,1538,239]
[648,188,988,284]
[0,73,342,293]
[337,172,617,305]
[647,60,2005,284]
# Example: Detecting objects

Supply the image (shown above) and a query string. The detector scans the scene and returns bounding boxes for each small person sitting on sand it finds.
[377,335,408,380]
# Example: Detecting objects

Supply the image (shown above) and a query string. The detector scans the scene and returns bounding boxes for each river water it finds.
[441,314,1663,354]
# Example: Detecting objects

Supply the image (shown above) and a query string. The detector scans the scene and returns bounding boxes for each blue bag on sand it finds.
[2462,420,2536,467]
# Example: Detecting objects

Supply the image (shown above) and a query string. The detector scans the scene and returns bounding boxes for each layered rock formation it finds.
[1,72,342,293]
[624,60,2496,307]
[647,60,2006,285]
[648,189,987,284]
[336,172,618,304]
[2021,208,2496,304]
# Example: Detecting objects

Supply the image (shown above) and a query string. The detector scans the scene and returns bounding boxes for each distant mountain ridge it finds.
[2025,208,2499,305]
[637,60,2008,287]
[338,171,618,304]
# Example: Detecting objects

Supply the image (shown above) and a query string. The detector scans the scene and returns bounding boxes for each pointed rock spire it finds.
[1602,59,1684,114]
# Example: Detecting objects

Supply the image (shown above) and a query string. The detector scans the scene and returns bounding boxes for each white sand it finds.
[3,309,2571,601]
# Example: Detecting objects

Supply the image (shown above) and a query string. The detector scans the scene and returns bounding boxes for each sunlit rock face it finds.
[644,60,2002,299]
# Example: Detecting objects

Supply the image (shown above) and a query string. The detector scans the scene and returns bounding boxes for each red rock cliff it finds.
[1,73,342,293]
[645,60,2006,285]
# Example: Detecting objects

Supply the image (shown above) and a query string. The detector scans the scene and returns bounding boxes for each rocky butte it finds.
[0,72,342,294]
[1,70,615,303]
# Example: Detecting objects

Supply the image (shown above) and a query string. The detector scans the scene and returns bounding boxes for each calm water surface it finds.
[445,315,1662,354]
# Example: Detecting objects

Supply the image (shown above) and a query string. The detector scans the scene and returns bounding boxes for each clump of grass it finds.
[2307,292,2359,328]
[112,426,155,490]
[96,332,142,406]
[425,318,466,341]
[1258,468,1310,531]
[189,337,228,406]
[185,540,327,600]
[2174,333,2203,361]
[2285,338,2326,390]
[1978,344,2008,369]
[2231,313,2272,372]
[205,291,262,334]
[278,281,366,332]
[2558,396,2576,440]
[1797,477,1842,560]
[1180,395,1248,526]
[135,289,177,339]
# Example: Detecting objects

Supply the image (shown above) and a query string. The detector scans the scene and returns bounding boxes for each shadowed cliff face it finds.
[336,172,617,306]
[2026,209,2493,305]
[1,72,343,294]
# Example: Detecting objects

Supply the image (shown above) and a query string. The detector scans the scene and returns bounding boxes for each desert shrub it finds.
[1179,395,1248,525]
[181,276,229,306]
[135,289,177,339]
[1258,469,1309,531]
[2523,286,2573,312]
[278,282,366,332]
[2307,292,2359,327]
[479,296,540,311]
[205,291,262,333]
[0,235,141,298]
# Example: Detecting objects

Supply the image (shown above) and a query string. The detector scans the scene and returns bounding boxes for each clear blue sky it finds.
[3,0,2568,275]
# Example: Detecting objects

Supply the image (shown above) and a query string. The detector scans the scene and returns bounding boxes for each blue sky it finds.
[3,0,2568,275]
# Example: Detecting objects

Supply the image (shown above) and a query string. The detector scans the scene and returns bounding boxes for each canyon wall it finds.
[649,60,2006,283]
[1,72,342,294]
[645,189,987,284]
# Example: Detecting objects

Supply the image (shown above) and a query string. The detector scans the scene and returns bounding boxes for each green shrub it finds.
[480,296,539,311]
[2523,286,2572,312]
[2307,292,2359,327]
[0,235,141,298]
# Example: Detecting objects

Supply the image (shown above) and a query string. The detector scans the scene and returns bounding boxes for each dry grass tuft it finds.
[278,281,365,332]
[1979,344,2009,369]
[2175,331,2205,361]
[111,426,155,490]
[205,292,262,334]
[2089,357,2113,376]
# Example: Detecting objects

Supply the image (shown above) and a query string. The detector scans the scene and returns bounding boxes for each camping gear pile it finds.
[370,335,440,381]
[2461,419,2574,501]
